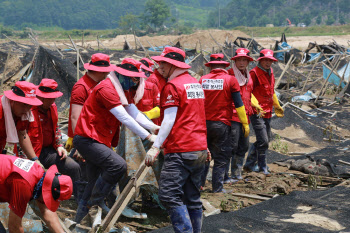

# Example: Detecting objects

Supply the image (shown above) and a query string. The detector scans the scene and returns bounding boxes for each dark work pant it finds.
[159,150,206,210]
[39,146,81,182]
[244,115,272,168]
[206,121,232,192]
[225,121,249,178]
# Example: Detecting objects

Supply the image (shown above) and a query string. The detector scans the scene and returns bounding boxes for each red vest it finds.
[161,73,207,154]
[68,74,98,138]
[0,98,6,152]
[199,69,240,126]
[0,155,44,196]
[146,69,167,93]
[75,79,121,148]
[228,69,254,123]
[130,82,160,112]
[27,104,59,157]
[250,67,275,118]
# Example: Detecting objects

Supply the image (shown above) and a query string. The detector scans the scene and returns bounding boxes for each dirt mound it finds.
[90,29,249,50]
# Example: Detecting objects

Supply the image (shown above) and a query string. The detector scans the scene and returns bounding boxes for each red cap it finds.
[205,53,230,67]
[231,48,254,61]
[4,81,42,106]
[152,47,191,69]
[140,58,154,73]
[114,58,146,78]
[257,49,278,62]
[84,53,116,72]
[36,78,63,99]
[42,165,73,212]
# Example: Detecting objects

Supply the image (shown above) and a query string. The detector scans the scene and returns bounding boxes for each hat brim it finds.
[114,66,146,78]
[141,64,153,73]
[84,63,117,72]
[36,89,63,99]
[151,56,191,69]
[204,61,230,67]
[4,91,43,106]
[257,56,278,62]
[42,165,60,212]
[231,55,254,62]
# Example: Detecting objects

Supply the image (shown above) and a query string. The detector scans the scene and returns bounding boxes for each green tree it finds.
[118,13,139,31]
[144,0,170,29]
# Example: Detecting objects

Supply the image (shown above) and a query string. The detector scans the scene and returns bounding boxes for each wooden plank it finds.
[57,207,76,215]
[275,54,294,88]
[230,193,271,201]
[339,160,350,166]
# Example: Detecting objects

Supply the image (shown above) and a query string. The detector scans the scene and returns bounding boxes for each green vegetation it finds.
[271,134,289,154]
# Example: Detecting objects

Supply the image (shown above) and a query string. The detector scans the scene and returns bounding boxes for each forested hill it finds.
[0,0,349,30]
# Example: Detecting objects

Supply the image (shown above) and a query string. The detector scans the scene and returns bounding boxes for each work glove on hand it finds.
[251,94,266,118]
[143,106,161,120]
[150,125,161,135]
[146,134,157,143]
[65,137,74,152]
[236,105,250,137]
[145,146,160,166]
[57,146,68,160]
[273,93,284,118]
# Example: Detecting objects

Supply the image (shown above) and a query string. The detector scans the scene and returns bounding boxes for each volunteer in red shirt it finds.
[0,82,43,165]
[73,58,159,223]
[64,53,116,206]
[145,47,207,233]
[140,57,154,78]
[199,53,249,193]
[244,49,284,175]
[224,48,264,182]
[24,79,81,190]
[0,154,72,233]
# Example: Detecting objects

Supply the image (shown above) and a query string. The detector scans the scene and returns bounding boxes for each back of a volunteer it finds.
[0,154,73,233]
[224,48,264,182]
[244,49,284,175]
[73,58,159,223]
[0,81,44,166]
[145,47,207,233]
[199,54,249,193]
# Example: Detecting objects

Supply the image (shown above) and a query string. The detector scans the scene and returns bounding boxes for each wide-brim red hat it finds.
[84,53,117,72]
[140,58,154,73]
[205,61,230,67]
[257,49,278,62]
[36,78,63,99]
[115,58,146,78]
[141,64,153,73]
[42,165,73,212]
[231,48,254,61]
[152,47,191,69]
[4,81,42,106]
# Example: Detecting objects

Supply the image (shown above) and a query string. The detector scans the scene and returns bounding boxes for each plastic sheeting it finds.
[323,62,349,88]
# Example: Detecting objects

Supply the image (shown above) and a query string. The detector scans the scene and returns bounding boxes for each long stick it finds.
[1,46,12,92]
[209,33,230,61]
[333,58,350,101]
[68,35,84,65]
[275,54,294,88]
[302,54,322,92]
[76,47,80,81]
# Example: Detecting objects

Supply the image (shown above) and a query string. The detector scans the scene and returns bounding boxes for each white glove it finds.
[148,134,157,143]
[145,146,160,166]
[150,125,161,135]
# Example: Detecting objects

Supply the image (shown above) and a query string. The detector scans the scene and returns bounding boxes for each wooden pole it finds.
[68,35,85,65]
[134,31,138,50]
[274,54,294,88]
[1,46,12,92]
[333,59,350,101]
[209,33,230,61]
[302,54,322,92]
[97,35,100,51]
[76,47,80,81]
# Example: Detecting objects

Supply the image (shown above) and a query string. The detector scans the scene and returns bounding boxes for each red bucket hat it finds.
[205,54,230,67]
[231,48,254,62]
[36,78,63,99]
[257,49,278,62]
[42,165,73,212]
[84,53,116,72]
[4,81,42,106]
[115,58,146,78]
[140,58,154,73]
[152,47,191,69]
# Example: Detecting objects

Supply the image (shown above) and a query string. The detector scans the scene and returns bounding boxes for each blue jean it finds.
[225,121,249,178]
[244,115,271,169]
[159,150,206,210]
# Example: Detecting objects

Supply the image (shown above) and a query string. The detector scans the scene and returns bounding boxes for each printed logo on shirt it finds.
[13,158,35,172]
[165,94,174,104]
[201,79,224,90]
[184,83,205,99]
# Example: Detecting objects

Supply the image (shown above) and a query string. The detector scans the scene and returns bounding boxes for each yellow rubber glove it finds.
[236,105,250,137]
[273,93,284,118]
[143,106,160,120]
[65,137,74,152]
[251,94,266,118]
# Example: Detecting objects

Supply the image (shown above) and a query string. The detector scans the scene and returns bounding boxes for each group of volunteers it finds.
[0,45,283,233]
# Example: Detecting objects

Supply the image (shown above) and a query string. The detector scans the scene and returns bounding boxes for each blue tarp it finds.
[322,62,350,88]
[275,42,292,61]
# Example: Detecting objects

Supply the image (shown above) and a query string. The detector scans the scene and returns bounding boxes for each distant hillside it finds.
[208,0,350,28]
